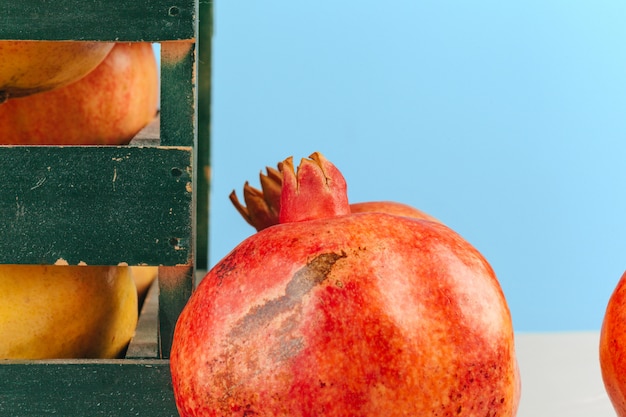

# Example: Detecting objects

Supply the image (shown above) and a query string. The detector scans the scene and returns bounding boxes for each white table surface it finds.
[515,331,615,416]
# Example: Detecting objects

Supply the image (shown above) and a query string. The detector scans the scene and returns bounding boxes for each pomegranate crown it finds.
[229,165,283,232]
[230,152,350,231]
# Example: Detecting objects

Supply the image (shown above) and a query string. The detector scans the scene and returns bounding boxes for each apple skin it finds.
[600,271,626,416]
[0,42,158,145]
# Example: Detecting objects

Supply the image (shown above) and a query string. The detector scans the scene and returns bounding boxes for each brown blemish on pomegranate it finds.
[229,252,346,339]
[210,252,347,410]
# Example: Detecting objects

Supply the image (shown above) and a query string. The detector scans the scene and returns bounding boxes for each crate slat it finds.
[0,146,193,266]
[0,359,178,416]
[160,41,197,148]
[0,0,195,41]
[157,266,194,358]
[196,0,212,270]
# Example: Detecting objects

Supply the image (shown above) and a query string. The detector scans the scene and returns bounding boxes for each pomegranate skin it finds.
[600,271,626,416]
[170,214,520,416]
[350,200,441,223]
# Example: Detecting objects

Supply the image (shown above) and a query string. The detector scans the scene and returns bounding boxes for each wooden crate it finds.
[0,1,210,415]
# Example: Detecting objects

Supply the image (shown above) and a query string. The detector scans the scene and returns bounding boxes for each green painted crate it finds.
[0,1,211,415]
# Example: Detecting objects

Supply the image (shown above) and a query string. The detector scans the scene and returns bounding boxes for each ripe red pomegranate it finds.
[600,271,626,416]
[230,163,441,232]
[171,152,521,416]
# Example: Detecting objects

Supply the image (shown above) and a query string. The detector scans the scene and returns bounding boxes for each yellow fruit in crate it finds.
[0,40,114,102]
[0,265,137,359]
[131,266,159,301]
[0,42,159,145]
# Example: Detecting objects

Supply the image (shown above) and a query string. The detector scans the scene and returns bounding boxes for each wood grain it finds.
[0,0,195,41]
[0,146,193,266]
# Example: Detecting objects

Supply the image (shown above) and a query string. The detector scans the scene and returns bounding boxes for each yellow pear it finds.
[130,266,159,301]
[0,41,114,102]
[0,265,137,359]
[0,42,159,145]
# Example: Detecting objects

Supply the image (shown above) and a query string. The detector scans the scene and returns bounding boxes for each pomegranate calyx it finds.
[259,165,283,213]
[230,152,351,230]
[279,152,350,224]
[229,166,283,231]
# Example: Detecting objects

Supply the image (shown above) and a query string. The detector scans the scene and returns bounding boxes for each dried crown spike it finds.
[229,164,284,231]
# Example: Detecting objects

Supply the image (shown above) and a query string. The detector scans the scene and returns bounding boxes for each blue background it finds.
[188,2,625,332]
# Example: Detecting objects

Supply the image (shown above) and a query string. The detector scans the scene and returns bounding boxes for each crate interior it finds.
[0,1,210,414]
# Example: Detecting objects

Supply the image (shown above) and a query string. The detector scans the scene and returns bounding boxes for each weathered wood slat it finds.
[157,266,194,358]
[0,0,195,41]
[196,0,212,270]
[0,360,178,416]
[160,41,197,148]
[0,146,193,266]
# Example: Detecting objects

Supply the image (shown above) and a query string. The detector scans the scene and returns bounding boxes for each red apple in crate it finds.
[0,40,114,102]
[0,42,158,145]
[600,270,626,416]
[171,152,520,416]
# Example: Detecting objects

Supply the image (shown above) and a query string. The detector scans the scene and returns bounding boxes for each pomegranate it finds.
[230,163,441,232]
[600,270,626,416]
[171,152,520,416]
